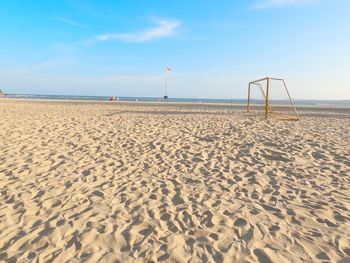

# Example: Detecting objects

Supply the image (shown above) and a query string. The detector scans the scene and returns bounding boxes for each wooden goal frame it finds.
[247,77,299,121]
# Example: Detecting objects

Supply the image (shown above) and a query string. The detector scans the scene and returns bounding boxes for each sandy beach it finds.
[0,99,349,262]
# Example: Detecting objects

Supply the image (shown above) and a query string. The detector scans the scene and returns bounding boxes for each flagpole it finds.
[164,67,171,99]
[165,70,167,97]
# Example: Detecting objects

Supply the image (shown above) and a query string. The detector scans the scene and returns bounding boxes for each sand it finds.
[0,99,349,262]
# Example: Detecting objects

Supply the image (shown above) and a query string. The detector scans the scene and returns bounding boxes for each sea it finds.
[4,94,350,108]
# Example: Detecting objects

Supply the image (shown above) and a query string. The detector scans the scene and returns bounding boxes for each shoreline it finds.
[1,95,350,109]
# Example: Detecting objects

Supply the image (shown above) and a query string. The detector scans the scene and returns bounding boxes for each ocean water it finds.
[5,94,247,104]
[4,93,350,108]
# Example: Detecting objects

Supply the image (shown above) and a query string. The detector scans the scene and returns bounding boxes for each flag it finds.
[165,67,172,74]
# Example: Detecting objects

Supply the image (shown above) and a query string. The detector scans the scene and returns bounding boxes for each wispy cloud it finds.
[54,17,82,27]
[254,0,315,9]
[88,19,180,44]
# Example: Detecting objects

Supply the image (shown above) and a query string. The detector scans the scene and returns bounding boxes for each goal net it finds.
[247,77,299,121]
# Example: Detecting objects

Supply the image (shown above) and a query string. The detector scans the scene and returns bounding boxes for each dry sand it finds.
[0,99,349,262]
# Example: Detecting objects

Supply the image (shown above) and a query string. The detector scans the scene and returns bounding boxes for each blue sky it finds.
[0,0,349,99]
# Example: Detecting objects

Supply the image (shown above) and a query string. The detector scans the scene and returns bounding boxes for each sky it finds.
[0,0,349,99]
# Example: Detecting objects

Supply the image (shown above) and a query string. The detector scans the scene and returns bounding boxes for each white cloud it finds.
[254,0,315,9]
[89,19,180,44]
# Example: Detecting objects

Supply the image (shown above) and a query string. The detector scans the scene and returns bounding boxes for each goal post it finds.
[247,77,299,121]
